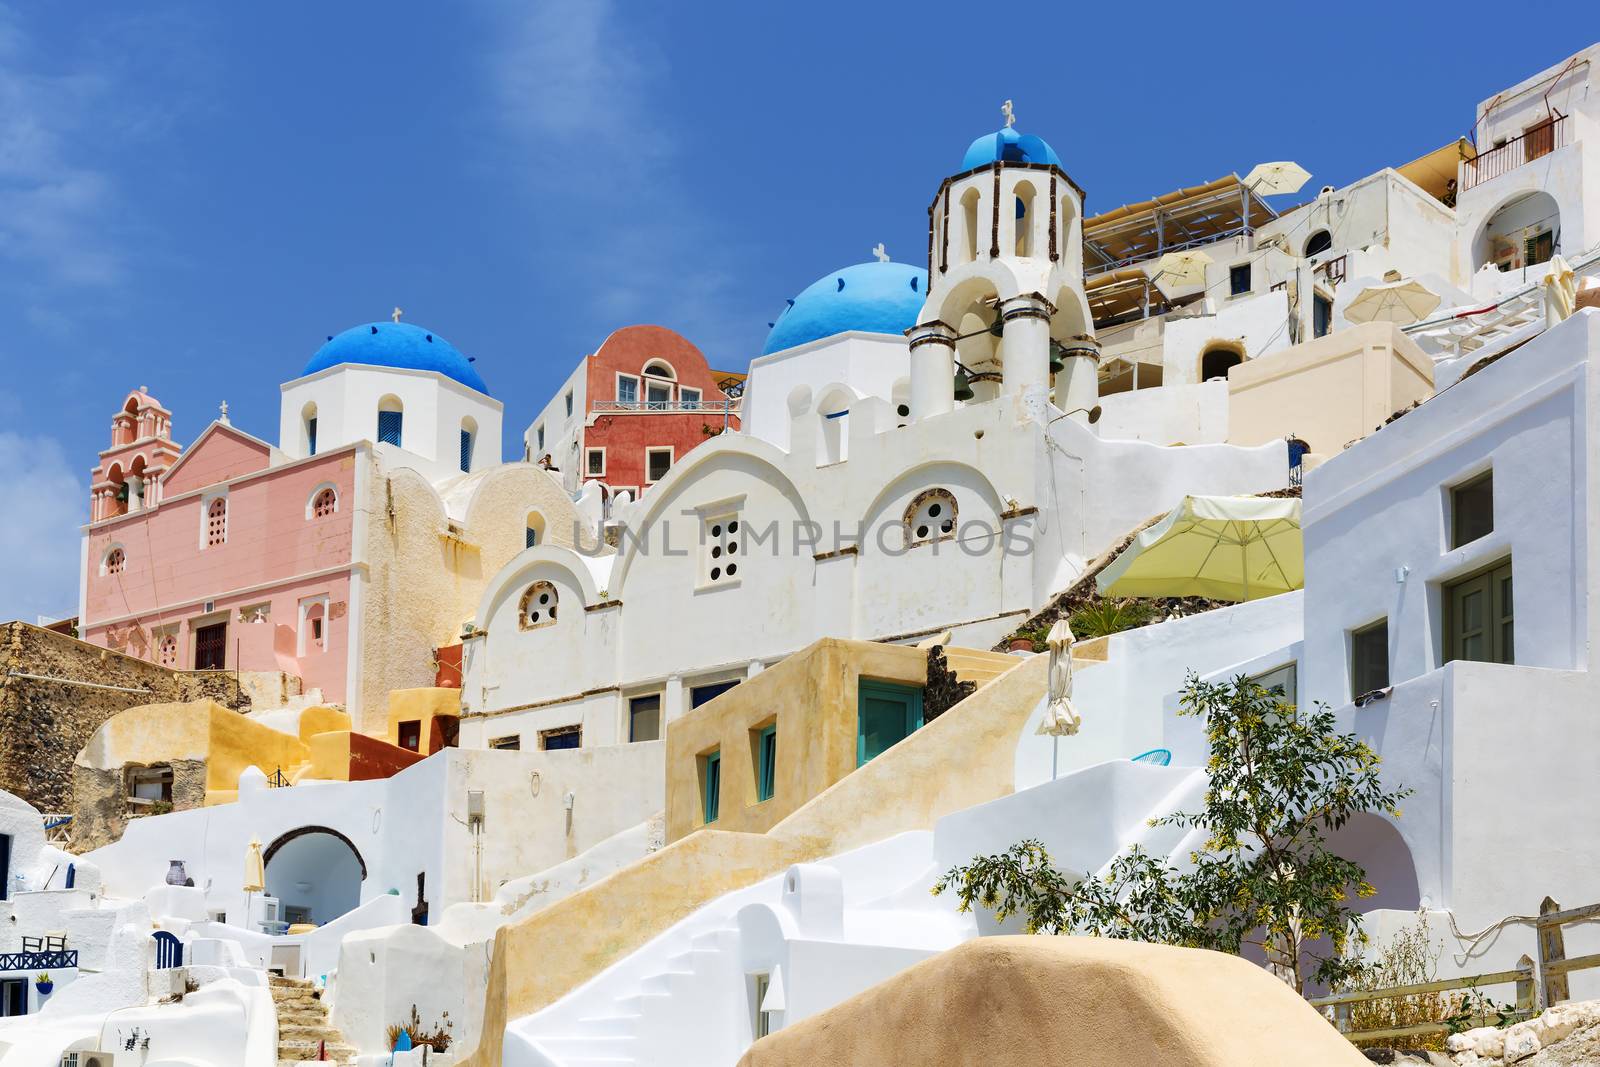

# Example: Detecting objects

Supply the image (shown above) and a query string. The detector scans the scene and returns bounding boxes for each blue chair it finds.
[1129,748,1172,766]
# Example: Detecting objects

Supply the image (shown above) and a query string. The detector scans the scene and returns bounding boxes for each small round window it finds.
[904,489,958,547]
[105,547,126,575]
[313,488,337,518]
[518,581,560,630]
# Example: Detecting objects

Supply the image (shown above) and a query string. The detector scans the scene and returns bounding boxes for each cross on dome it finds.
[391,306,404,323]
[872,243,890,263]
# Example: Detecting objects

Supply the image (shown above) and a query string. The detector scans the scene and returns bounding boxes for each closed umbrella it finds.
[243,837,264,928]
[1543,255,1576,325]
[1344,279,1442,325]
[1037,619,1082,780]
[1096,495,1302,603]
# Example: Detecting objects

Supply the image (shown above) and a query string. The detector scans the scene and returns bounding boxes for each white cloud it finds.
[0,429,84,624]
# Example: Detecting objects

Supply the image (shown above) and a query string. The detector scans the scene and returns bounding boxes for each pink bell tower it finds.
[89,387,182,522]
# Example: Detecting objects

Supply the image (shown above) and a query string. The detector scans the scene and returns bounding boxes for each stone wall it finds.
[71,756,207,852]
[0,621,245,813]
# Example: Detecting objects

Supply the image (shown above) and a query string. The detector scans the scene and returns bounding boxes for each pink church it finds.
[82,387,357,701]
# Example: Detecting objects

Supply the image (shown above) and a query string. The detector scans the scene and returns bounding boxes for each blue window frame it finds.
[526,526,538,549]
[756,724,776,802]
[459,429,474,472]
[701,749,721,824]
[377,410,403,446]
[617,375,639,405]
[856,680,924,766]
[307,417,318,457]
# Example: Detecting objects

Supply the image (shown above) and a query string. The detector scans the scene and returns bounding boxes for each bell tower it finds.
[90,387,181,522]
[909,103,1099,424]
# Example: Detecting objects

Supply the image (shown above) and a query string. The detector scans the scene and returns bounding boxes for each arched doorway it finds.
[263,827,366,927]
[1200,346,1243,382]
[1474,190,1560,273]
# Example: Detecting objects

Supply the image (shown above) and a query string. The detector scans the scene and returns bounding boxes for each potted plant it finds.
[34,972,52,996]
[1007,627,1040,653]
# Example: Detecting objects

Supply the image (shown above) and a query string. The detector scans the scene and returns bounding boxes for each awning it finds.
[1084,175,1277,275]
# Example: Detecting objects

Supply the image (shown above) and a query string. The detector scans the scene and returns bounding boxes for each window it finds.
[1351,620,1389,697]
[643,360,675,379]
[857,680,923,766]
[1200,348,1242,382]
[702,512,740,586]
[397,720,422,752]
[128,764,174,803]
[701,748,722,824]
[1229,263,1252,296]
[1304,230,1333,258]
[459,428,475,473]
[1525,230,1554,268]
[526,525,538,549]
[616,374,639,406]
[904,489,958,547]
[1313,294,1333,338]
[536,425,546,451]
[194,621,227,670]
[205,497,227,547]
[526,511,545,549]
[1445,558,1513,666]
[586,449,606,477]
[629,695,661,742]
[752,973,773,1039]
[312,488,337,518]
[690,680,739,708]
[104,547,126,575]
[1251,663,1297,701]
[679,387,702,409]
[754,723,777,803]
[564,390,574,417]
[307,416,318,457]
[377,397,404,446]
[157,633,177,667]
[1450,471,1494,549]
[488,735,521,751]
[518,581,559,630]
[540,724,582,750]
[646,448,673,483]
[645,380,672,410]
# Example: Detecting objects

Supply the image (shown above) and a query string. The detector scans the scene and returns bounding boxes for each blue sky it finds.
[0,1,1589,621]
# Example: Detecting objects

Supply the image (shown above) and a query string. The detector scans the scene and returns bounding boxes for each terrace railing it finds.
[1462,116,1569,192]
[0,949,77,971]
[591,399,741,416]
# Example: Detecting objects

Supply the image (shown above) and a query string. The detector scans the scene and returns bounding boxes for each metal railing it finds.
[0,949,77,971]
[1314,255,1347,287]
[591,399,741,415]
[1462,116,1569,192]
[1310,898,1600,1045]
[1085,225,1250,278]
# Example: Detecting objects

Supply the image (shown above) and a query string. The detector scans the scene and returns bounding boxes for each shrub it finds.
[1067,598,1153,639]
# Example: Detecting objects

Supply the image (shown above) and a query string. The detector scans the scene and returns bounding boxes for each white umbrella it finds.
[1344,279,1442,325]
[1543,255,1576,326]
[243,837,264,928]
[1149,250,1212,298]
[1037,619,1082,780]
[1096,495,1302,603]
[1243,161,1312,197]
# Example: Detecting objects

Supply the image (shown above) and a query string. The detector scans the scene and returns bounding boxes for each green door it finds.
[857,680,924,766]
[1446,558,1513,665]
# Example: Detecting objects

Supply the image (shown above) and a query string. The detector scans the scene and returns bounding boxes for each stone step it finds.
[279,1023,345,1041]
[278,1039,357,1060]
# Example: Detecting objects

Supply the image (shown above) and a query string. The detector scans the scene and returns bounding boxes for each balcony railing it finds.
[0,949,77,971]
[1314,255,1347,287]
[1462,116,1569,192]
[591,399,741,415]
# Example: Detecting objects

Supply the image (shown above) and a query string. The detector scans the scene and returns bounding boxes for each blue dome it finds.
[303,322,490,395]
[961,126,1061,171]
[762,261,928,356]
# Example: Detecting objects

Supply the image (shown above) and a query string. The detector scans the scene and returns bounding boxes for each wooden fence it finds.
[1310,899,1600,1045]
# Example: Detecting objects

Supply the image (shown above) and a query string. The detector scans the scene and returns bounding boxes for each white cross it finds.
[219,400,230,425]
[1001,100,1015,128]
[872,243,890,263]
[391,306,403,323]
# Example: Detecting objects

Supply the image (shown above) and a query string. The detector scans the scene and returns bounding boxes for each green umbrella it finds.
[1096,495,1303,602]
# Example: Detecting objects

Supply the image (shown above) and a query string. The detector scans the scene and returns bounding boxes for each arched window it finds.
[377,395,404,446]
[519,581,559,630]
[526,510,546,549]
[904,489,958,547]
[312,488,337,518]
[459,417,477,473]
[960,187,981,263]
[103,547,126,575]
[1304,230,1333,258]
[302,401,319,457]
[641,360,676,380]
[1200,347,1243,382]
[205,497,227,547]
[1013,181,1036,258]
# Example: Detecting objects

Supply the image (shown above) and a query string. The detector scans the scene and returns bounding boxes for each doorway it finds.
[194,621,228,670]
[0,978,25,1017]
[0,833,10,901]
[856,680,924,766]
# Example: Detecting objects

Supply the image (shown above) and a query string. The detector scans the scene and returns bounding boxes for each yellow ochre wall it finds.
[457,647,1051,1067]
[665,639,926,842]
[386,687,462,756]
[1227,321,1433,459]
